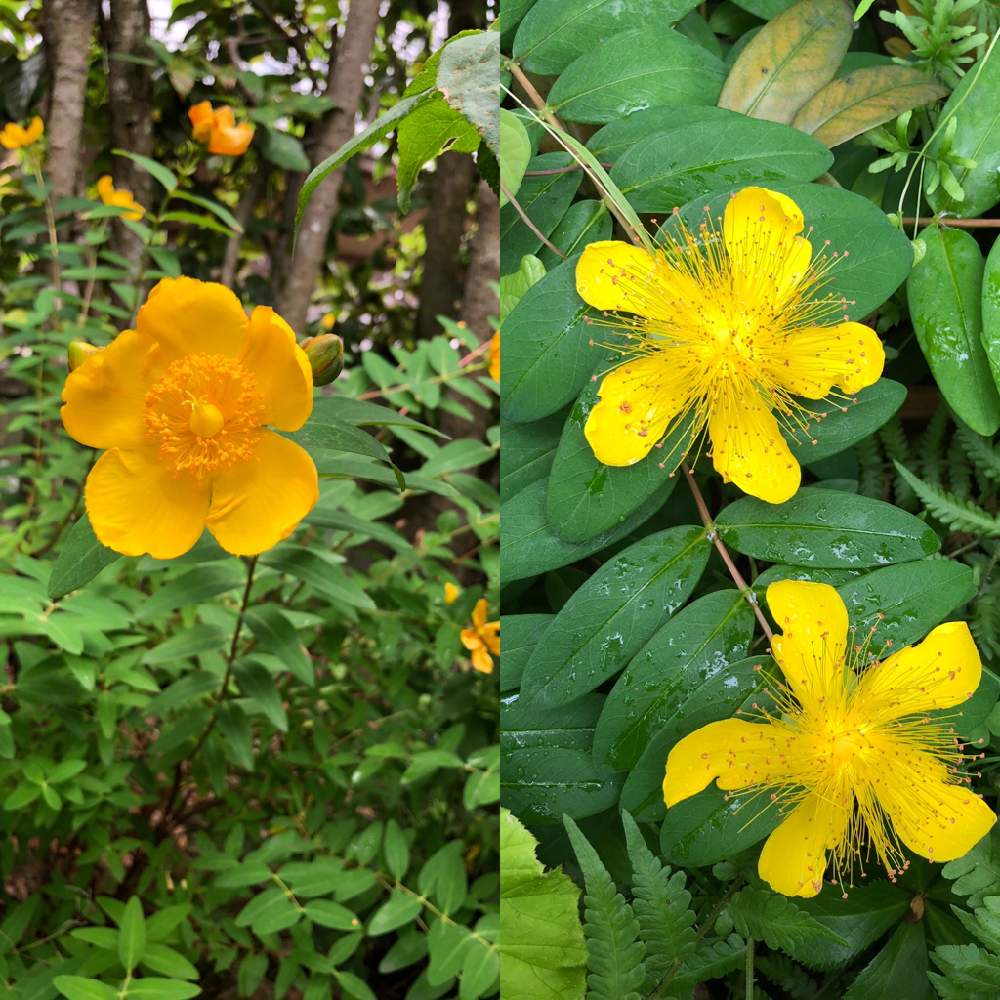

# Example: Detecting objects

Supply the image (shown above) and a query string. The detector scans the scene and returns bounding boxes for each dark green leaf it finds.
[48,515,120,600]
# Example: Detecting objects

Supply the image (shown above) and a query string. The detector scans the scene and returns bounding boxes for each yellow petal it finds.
[24,117,43,144]
[97,175,115,200]
[61,329,161,450]
[137,277,249,361]
[86,448,210,558]
[240,307,313,431]
[708,384,800,503]
[575,240,690,317]
[758,793,850,897]
[766,321,884,400]
[471,647,494,673]
[766,580,849,713]
[472,598,488,628]
[585,355,692,467]
[857,621,982,721]
[874,747,996,863]
[206,431,318,555]
[460,628,481,651]
[662,718,792,807]
[443,581,461,604]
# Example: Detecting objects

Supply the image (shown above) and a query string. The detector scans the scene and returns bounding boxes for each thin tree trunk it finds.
[461,181,500,339]
[416,151,475,340]
[105,0,153,267]
[41,0,97,202]
[280,0,381,335]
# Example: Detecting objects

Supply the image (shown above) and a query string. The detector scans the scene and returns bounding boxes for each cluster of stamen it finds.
[144,353,265,480]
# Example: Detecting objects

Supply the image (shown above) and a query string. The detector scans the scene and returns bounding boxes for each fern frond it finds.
[856,434,885,499]
[669,934,746,998]
[728,887,848,954]
[947,438,973,500]
[563,816,646,1000]
[894,462,1000,536]
[954,422,1000,484]
[919,406,951,486]
[756,954,818,1000]
[621,811,696,993]
[880,415,917,508]
[972,590,1000,659]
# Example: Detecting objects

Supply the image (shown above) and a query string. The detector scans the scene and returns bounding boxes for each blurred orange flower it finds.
[97,175,145,221]
[460,599,499,674]
[443,581,461,604]
[188,101,254,156]
[488,331,500,382]
[0,116,43,149]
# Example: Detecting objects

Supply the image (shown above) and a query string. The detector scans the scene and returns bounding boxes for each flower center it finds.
[144,353,266,480]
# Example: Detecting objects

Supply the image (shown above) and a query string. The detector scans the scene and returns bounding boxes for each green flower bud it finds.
[68,340,100,370]
[301,333,344,386]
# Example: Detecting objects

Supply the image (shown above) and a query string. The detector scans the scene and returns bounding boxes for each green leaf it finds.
[500,110,532,207]
[48,515,120,599]
[501,692,623,823]
[979,233,1000,398]
[792,65,946,147]
[243,605,312,686]
[500,475,667,585]
[305,899,360,930]
[235,660,288,731]
[169,190,243,231]
[547,28,725,124]
[500,153,581,274]
[310,396,447,437]
[500,255,601,423]
[499,810,586,1000]
[263,546,375,609]
[545,383,681,543]
[261,127,310,171]
[520,525,710,707]
[716,486,940,567]
[610,116,831,212]
[594,590,755,770]
[512,0,701,75]
[621,811,696,993]
[112,149,177,191]
[788,379,906,464]
[719,0,853,123]
[436,31,499,153]
[729,887,848,952]
[368,892,423,935]
[500,410,563,499]
[123,981,201,999]
[941,828,1000,905]
[563,815,646,1000]
[53,978,118,1000]
[139,563,244,621]
[235,887,302,935]
[141,943,199,981]
[907,226,1000,436]
[119,897,146,973]
[500,613,554,693]
[158,210,236,235]
[419,842,468,914]
[927,41,1000,217]
[894,462,1000,536]
[538,199,612,270]
[499,253,546,321]
[587,105,737,160]
[142,624,229,665]
[846,921,929,1000]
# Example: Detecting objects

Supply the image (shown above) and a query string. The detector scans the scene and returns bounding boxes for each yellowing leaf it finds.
[718,0,852,124]
[792,65,946,147]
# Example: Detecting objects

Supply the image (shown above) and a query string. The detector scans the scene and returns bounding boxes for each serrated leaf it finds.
[894,462,1000,536]
[729,887,848,952]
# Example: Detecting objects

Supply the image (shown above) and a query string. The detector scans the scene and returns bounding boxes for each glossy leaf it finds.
[587,106,738,161]
[980,231,1000,397]
[719,0,853,123]
[716,486,940,567]
[538,199,612,270]
[500,410,565,499]
[500,613,554,692]
[548,28,725,124]
[907,226,1000,436]
[520,525,710,707]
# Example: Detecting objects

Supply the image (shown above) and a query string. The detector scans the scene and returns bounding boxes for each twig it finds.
[508,61,563,131]
[524,163,613,176]
[902,216,1000,229]
[500,181,567,260]
[683,466,773,640]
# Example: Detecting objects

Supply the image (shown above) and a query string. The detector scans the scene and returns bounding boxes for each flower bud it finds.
[68,340,100,370]
[301,333,344,386]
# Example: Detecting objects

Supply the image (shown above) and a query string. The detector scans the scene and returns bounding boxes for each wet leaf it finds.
[718,0,853,124]
[547,28,725,124]
[716,486,940,568]
[500,613,555,692]
[791,65,946,148]
[980,232,1000,396]
[500,410,565,498]
[907,226,1000,436]
[519,525,710,707]
[538,199,611,270]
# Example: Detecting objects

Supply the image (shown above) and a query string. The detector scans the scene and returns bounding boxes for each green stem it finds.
[745,936,755,997]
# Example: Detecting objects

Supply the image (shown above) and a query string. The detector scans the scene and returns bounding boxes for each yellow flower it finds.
[663,580,996,898]
[96,175,145,221]
[460,599,499,674]
[61,277,318,559]
[321,313,337,330]
[188,101,254,156]
[488,331,500,382]
[443,581,461,604]
[576,187,885,504]
[0,116,43,149]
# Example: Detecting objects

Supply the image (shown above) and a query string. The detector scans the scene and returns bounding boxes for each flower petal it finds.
[209,123,254,156]
[188,101,214,142]
[766,580,849,714]
[708,384,800,503]
[758,793,850,897]
[61,329,161,450]
[137,277,249,360]
[460,628,481,651]
[240,307,313,431]
[576,240,692,317]
[24,117,43,144]
[206,431,318,555]
[663,718,792,807]
[471,647,494,673]
[857,621,982,721]
[874,747,996,863]
[86,448,210,558]
[585,355,693,467]
[766,321,884,400]
[472,598,488,628]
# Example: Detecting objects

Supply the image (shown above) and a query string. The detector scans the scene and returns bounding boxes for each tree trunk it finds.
[415,151,475,340]
[279,0,381,335]
[461,181,500,339]
[220,166,270,289]
[105,0,153,267]
[41,0,97,202]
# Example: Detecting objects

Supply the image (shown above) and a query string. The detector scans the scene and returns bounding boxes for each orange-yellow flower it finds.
[321,313,337,331]
[663,580,996,897]
[0,116,43,149]
[61,277,318,559]
[188,101,254,156]
[577,187,884,504]
[460,599,499,674]
[488,331,500,382]
[96,175,145,221]
[443,581,461,604]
